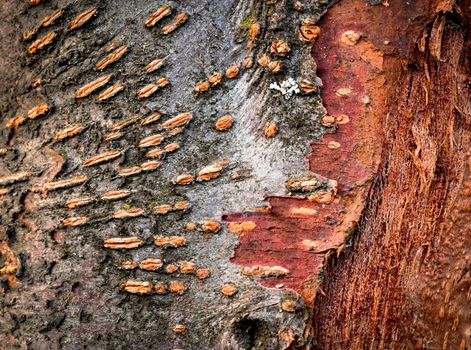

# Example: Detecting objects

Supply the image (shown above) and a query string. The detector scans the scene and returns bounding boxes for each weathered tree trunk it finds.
[0,0,469,349]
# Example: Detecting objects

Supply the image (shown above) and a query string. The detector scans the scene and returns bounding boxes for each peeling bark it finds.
[313,0,471,349]
[1,0,469,349]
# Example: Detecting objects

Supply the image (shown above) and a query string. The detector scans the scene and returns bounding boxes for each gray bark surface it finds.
[0,1,331,349]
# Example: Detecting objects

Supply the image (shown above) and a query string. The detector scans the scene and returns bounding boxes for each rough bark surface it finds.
[313,0,471,349]
[1,0,469,349]
[0,1,333,349]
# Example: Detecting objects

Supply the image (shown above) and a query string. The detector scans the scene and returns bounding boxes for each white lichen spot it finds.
[269,78,301,99]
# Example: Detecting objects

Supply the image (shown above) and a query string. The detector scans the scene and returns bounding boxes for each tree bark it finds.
[0,0,469,349]
[313,1,471,349]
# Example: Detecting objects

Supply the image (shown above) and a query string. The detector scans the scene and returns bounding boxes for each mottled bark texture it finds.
[0,0,332,349]
[1,0,469,349]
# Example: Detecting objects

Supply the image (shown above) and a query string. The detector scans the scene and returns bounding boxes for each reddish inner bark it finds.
[312,0,471,349]
[225,0,427,295]
[225,3,470,348]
